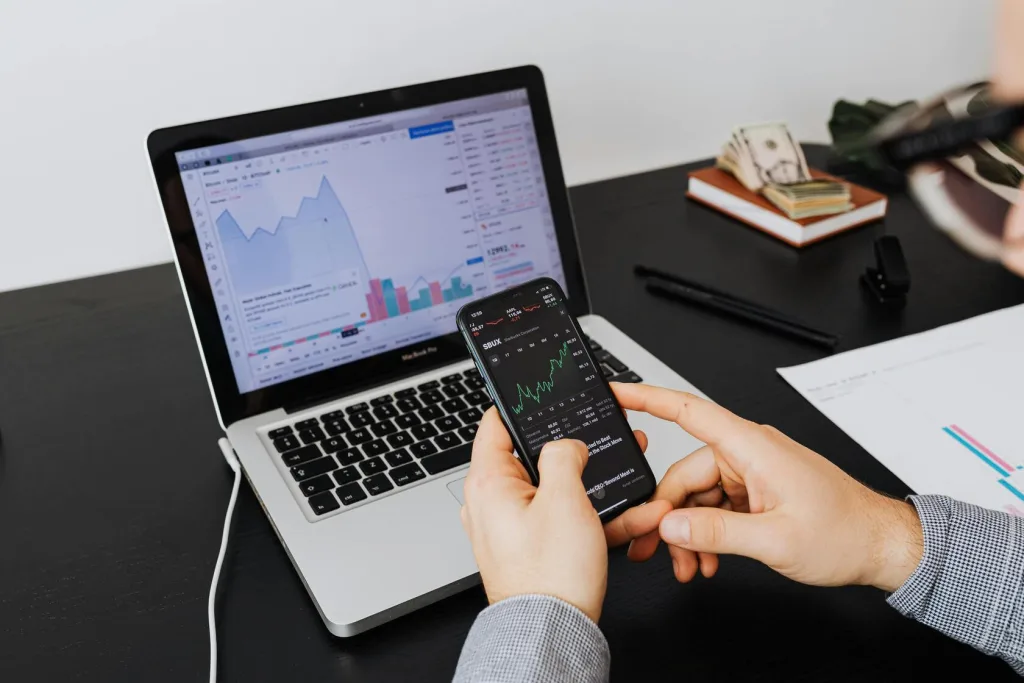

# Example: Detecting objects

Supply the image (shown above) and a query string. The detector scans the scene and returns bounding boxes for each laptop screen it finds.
[175,89,567,394]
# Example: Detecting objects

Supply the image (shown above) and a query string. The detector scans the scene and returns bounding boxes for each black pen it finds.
[644,276,839,350]
[635,264,810,328]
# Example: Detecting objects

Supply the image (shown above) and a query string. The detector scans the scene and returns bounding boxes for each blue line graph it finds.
[406,256,483,294]
[216,177,371,295]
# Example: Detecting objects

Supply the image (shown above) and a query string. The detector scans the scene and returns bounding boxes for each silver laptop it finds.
[147,65,705,636]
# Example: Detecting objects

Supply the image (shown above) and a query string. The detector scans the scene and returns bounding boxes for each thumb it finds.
[659,507,773,561]
[536,439,589,500]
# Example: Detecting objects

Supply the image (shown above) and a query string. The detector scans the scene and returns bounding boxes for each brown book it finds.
[687,167,887,247]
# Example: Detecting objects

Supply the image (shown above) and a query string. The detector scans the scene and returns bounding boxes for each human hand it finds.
[607,384,924,592]
[993,0,1024,277]
[462,408,667,622]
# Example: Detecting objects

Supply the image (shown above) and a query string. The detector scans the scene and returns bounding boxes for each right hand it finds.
[605,384,924,592]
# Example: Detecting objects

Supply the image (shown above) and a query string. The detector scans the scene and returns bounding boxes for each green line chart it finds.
[511,341,572,415]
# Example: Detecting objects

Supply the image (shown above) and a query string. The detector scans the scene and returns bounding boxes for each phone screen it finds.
[458,278,654,519]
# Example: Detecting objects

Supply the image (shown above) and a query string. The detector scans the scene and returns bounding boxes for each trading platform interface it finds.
[463,281,652,517]
[175,89,566,393]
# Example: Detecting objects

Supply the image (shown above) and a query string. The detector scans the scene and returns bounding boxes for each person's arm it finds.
[452,410,664,683]
[453,595,609,683]
[887,495,1024,674]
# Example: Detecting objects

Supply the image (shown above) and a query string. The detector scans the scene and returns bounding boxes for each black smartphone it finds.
[456,277,655,521]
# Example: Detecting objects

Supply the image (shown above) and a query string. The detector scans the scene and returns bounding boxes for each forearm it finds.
[453,594,611,683]
[888,495,1024,674]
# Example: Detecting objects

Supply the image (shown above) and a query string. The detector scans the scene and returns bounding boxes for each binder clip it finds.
[861,236,909,308]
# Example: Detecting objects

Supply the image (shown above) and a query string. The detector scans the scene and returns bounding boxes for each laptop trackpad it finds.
[447,477,467,505]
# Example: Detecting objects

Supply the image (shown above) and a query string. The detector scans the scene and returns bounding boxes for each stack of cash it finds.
[716,123,852,219]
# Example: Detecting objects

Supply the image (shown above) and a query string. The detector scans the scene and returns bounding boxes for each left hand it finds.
[462,408,667,622]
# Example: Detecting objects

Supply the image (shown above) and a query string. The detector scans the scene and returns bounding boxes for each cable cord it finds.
[210,438,241,683]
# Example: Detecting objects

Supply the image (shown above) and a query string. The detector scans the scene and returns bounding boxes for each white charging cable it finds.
[210,438,242,683]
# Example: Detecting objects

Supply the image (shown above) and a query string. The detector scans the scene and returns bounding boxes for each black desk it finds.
[3,146,1023,682]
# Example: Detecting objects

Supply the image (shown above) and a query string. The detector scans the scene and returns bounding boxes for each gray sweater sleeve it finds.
[453,594,610,683]
[888,494,1024,674]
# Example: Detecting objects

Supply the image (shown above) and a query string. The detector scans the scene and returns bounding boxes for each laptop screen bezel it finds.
[147,65,591,426]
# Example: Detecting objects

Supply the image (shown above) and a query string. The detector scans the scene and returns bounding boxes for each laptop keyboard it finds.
[268,336,643,520]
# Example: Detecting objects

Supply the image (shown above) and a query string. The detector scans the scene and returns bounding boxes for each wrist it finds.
[863,494,924,592]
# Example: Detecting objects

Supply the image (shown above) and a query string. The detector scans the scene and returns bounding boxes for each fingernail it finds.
[661,515,691,546]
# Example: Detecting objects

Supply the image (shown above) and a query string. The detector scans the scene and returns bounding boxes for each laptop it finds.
[147,65,705,636]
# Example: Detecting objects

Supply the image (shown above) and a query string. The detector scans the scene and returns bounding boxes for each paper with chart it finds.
[778,304,1024,516]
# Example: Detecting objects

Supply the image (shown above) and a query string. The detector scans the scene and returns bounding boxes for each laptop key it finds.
[600,364,614,378]
[395,387,417,399]
[420,389,444,405]
[281,444,322,467]
[320,409,345,422]
[462,368,480,379]
[384,448,413,467]
[410,441,438,458]
[347,428,372,445]
[298,426,327,444]
[457,407,482,425]
[421,442,472,475]
[359,457,387,476]
[396,397,422,413]
[349,411,375,428]
[321,436,347,453]
[418,405,443,421]
[346,402,370,414]
[295,418,320,430]
[390,462,426,486]
[464,390,489,406]
[441,373,462,385]
[362,439,388,457]
[441,397,467,414]
[370,395,394,406]
[411,423,439,441]
[417,380,440,392]
[323,419,350,436]
[268,426,293,439]
[596,351,628,374]
[334,466,361,486]
[370,419,398,437]
[273,434,300,452]
[614,371,643,383]
[463,377,486,390]
[436,415,460,432]
[442,382,467,397]
[373,403,399,420]
[434,432,461,450]
[395,413,421,429]
[363,473,395,496]
[588,338,602,351]
[457,425,478,442]
[336,447,363,467]
[290,455,338,482]
[308,490,340,515]
[336,482,368,506]
[386,432,413,449]
[299,473,335,497]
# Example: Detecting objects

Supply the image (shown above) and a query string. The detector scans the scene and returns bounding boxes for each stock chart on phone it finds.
[465,281,651,516]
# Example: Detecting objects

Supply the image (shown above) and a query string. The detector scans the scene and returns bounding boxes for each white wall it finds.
[0,0,996,292]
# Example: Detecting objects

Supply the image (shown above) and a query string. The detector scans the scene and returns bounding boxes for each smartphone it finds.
[456,277,655,521]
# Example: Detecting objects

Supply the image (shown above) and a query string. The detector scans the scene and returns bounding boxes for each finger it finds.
[698,552,719,578]
[649,445,722,508]
[469,408,528,483]
[626,529,660,561]
[659,507,773,561]
[535,439,589,501]
[684,487,725,508]
[611,383,756,447]
[605,499,672,547]
[669,544,700,583]
[633,429,648,453]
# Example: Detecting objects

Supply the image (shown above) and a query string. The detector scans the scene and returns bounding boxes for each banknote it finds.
[734,123,811,187]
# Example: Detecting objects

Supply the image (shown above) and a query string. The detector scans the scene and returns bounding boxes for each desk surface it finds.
[3,146,1024,682]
